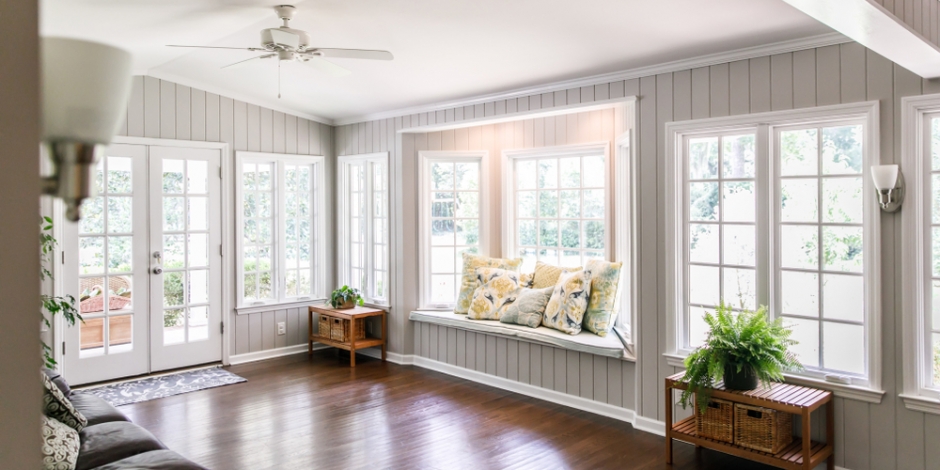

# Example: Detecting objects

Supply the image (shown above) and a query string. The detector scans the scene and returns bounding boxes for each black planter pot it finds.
[723,364,758,390]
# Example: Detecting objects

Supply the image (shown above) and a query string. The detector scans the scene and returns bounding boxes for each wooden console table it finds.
[665,372,833,470]
[308,304,386,367]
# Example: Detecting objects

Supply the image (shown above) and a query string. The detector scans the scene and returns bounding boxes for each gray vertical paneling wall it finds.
[118,76,335,357]
[335,42,940,469]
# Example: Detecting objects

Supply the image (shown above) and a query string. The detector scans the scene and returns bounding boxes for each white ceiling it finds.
[41,0,831,122]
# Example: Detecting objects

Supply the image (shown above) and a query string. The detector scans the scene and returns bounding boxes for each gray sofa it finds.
[43,369,207,470]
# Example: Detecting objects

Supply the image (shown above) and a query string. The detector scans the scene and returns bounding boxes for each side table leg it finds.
[665,382,673,464]
[381,313,387,362]
[827,401,835,470]
[802,409,812,470]
[308,310,313,356]
[350,343,356,368]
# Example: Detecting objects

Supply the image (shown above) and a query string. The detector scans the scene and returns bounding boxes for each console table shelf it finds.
[665,372,834,470]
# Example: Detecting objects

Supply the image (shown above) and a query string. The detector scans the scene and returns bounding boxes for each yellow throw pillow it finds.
[542,269,593,335]
[455,253,522,314]
[582,259,624,337]
[531,261,583,289]
[467,268,521,320]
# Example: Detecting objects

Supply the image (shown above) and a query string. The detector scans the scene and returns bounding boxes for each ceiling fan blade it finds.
[301,57,351,77]
[305,48,394,60]
[167,45,265,51]
[222,53,276,69]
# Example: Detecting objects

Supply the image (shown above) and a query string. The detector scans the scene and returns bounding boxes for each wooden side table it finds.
[665,372,833,470]
[308,304,386,367]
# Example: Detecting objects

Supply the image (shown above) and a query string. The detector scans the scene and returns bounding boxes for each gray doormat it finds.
[79,367,246,406]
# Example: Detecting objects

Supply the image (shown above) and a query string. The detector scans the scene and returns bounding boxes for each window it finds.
[901,96,940,412]
[236,152,325,308]
[508,149,609,273]
[667,102,882,397]
[338,153,389,305]
[419,151,486,309]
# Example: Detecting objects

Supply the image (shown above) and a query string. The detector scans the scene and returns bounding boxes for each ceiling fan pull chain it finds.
[278,59,282,99]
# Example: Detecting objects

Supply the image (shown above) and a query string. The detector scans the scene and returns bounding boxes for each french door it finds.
[63,143,223,385]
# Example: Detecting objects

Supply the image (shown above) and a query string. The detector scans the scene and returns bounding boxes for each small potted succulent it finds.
[679,302,803,412]
[329,285,364,309]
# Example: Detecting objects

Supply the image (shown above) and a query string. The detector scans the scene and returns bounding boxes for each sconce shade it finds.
[41,37,133,144]
[871,164,899,191]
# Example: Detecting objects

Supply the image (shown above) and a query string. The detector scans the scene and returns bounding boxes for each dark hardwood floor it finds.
[120,351,776,469]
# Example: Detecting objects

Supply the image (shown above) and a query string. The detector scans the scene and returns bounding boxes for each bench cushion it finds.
[90,450,207,470]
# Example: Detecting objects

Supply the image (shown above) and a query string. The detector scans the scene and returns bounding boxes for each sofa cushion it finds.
[41,415,80,470]
[582,259,624,337]
[454,253,522,314]
[43,372,87,432]
[76,422,165,470]
[43,368,72,397]
[89,450,207,470]
[467,268,521,320]
[68,393,129,427]
[499,286,553,328]
[542,269,593,335]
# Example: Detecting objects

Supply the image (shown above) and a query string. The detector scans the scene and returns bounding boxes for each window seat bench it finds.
[409,310,634,360]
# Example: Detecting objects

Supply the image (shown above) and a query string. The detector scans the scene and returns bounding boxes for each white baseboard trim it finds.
[357,348,414,365]
[633,416,666,437]
[228,343,329,365]
[411,355,635,424]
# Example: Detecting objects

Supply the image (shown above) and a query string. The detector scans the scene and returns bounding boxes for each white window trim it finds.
[234,151,327,313]
[502,141,635,337]
[336,152,390,306]
[901,94,940,414]
[664,101,884,403]
[417,150,489,310]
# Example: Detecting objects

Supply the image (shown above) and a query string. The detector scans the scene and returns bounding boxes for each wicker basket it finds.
[734,403,792,453]
[694,397,734,443]
[323,315,366,343]
[318,315,329,336]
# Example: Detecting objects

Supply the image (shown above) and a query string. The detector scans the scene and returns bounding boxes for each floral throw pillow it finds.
[42,372,86,432]
[530,261,583,289]
[455,253,522,314]
[467,268,521,320]
[542,269,593,335]
[41,415,79,470]
[499,286,554,328]
[582,259,624,337]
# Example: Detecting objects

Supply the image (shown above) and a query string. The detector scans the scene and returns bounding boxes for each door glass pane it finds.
[79,197,105,234]
[79,317,105,358]
[189,269,208,305]
[107,236,132,273]
[188,197,208,231]
[107,157,133,193]
[187,160,208,194]
[108,315,133,353]
[163,197,184,231]
[164,235,185,269]
[188,306,209,342]
[163,309,185,345]
[163,159,184,193]
[107,197,132,233]
[79,237,105,275]
[164,272,184,308]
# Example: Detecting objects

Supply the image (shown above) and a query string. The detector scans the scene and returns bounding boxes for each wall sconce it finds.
[870,164,904,212]
[41,37,133,221]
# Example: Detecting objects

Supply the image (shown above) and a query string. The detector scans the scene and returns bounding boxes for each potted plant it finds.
[679,301,802,412]
[329,285,364,309]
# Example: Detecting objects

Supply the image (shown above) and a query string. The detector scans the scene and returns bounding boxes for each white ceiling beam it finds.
[781,0,940,78]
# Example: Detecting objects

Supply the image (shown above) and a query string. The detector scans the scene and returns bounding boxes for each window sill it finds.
[410,310,635,361]
[236,298,326,315]
[900,393,940,415]
[663,352,885,404]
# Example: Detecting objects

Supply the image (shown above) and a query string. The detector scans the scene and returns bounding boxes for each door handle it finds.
[152,267,163,275]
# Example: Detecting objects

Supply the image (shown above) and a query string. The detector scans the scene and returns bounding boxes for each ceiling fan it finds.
[167,4,393,97]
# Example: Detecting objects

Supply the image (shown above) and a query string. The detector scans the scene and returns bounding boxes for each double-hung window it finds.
[419,151,485,309]
[236,152,326,308]
[667,103,882,398]
[337,153,389,305]
[901,96,940,413]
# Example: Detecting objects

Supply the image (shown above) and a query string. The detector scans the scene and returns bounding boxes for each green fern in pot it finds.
[679,302,803,413]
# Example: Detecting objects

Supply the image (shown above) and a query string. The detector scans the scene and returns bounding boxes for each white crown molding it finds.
[143,70,335,126]
[333,32,850,126]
